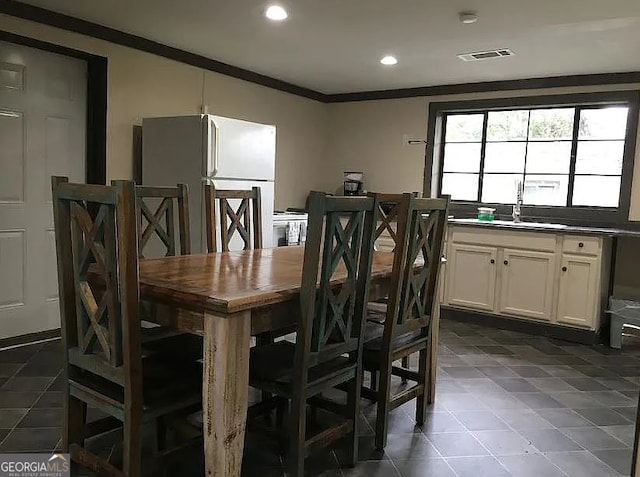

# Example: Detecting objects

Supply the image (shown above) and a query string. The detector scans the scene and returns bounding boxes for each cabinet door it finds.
[557,255,598,329]
[446,244,498,311]
[498,249,556,321]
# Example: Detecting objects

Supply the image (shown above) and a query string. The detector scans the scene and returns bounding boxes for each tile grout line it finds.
[0,360,32,450]
[440,337,600,477]
[426,406,517,476]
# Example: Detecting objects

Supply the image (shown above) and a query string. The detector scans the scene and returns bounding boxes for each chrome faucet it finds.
[512,180,523,222]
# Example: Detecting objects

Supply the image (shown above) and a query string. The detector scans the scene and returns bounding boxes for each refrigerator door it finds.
[207,115,276,181]
[205,178,274,251]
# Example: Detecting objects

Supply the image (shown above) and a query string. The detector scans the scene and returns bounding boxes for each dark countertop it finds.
[449,218,640,238]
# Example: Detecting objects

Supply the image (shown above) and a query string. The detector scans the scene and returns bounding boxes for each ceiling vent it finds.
[457,49,514,62]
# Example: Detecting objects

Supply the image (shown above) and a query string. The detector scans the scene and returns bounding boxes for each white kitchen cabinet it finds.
[556,255,599,329]
[498,249,556,322]
[446,244,497,312]
[442,226,610,332]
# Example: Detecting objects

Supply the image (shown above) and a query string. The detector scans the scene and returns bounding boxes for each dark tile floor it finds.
[1,319,639,476]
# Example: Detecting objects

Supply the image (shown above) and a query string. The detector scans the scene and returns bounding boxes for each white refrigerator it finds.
[142,114,276,252]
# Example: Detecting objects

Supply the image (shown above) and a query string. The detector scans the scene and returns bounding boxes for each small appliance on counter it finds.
[273,211,308,247]
[344,171,364,196]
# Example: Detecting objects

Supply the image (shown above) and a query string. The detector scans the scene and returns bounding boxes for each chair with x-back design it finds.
[135,184,190,258]
[361,194,449,450]
[247,191,377,477]
[204,184,262,253]
[52,177,203,476]
[133,184,203,362]
[367,194,411,382]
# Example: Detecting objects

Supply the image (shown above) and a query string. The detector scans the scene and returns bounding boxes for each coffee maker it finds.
[343,171,364,196]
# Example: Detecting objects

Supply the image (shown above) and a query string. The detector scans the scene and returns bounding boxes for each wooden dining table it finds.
[137,245,442,476]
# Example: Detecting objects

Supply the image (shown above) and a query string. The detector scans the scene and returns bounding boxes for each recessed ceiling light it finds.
[380,55,398,66]
[459,11,479,24]
[265,5,288,21]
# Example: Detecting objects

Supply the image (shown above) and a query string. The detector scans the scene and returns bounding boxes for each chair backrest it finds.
[296,191,377,372]
[204,185,262,252]
[52,176,142,391]
[383,194,449,340]
[373,193,408,252]
[135,184,190,258]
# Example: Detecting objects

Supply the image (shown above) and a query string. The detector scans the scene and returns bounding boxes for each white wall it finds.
[0,14,331,210]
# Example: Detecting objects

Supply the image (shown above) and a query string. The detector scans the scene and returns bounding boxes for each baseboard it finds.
[440,306,601,345]
[0,328,61,350]
[613,285,640,302]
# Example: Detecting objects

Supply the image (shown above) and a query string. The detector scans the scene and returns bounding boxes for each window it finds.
[440,105,630,208]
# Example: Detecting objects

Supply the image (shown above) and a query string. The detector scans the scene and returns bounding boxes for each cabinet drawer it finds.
[450,226,556,252]
[562,236,600,256]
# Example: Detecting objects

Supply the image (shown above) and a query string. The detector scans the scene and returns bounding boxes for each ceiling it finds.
[14,0,640,94]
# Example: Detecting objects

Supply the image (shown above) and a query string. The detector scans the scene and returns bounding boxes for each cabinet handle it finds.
[578,242,584,248]
[490,259,495,264]
[503,260,509,265]
[562,266,568,272]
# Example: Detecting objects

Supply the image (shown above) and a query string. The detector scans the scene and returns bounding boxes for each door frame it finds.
[0,30,107,185]
[0,31,107,347]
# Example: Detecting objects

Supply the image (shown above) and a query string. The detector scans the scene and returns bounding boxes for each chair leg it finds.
[370,370,378,391]
[64,392,86,451]
[309,401,318,426]
[415,348,429,425]
[345,372,362,467]
[123,407,143,477]
[287,396,307,477]
[400,356,410,384]
[375,361,393,451]
[156,417,167,452]
[257,333,274,403]
[276,398,287,430]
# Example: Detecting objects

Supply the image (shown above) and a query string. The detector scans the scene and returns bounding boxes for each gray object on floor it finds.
[609,299,640,349]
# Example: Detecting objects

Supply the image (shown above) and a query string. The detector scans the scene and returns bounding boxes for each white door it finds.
[0,41,86,339]
[446,244,498,312]
[556,255,599,329]
[498,249,556,322]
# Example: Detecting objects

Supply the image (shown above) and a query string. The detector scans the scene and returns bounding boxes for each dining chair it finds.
[204,183,282,402]
[133,183,202,361]
[52,177,203,476]
[247,191,377,477]
[204,184,262,252]
[367,194,411,386]
[361,193,449,450]
[135,184,190,258]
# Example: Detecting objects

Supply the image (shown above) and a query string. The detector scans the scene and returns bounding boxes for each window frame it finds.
[425,91,640,226]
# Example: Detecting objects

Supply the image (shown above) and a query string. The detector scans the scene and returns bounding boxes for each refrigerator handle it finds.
[206,116,220,177]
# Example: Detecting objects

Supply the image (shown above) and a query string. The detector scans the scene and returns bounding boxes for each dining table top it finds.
[138,246,396,315]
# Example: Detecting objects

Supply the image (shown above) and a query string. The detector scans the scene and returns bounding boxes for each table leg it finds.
[203,310,251,477]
